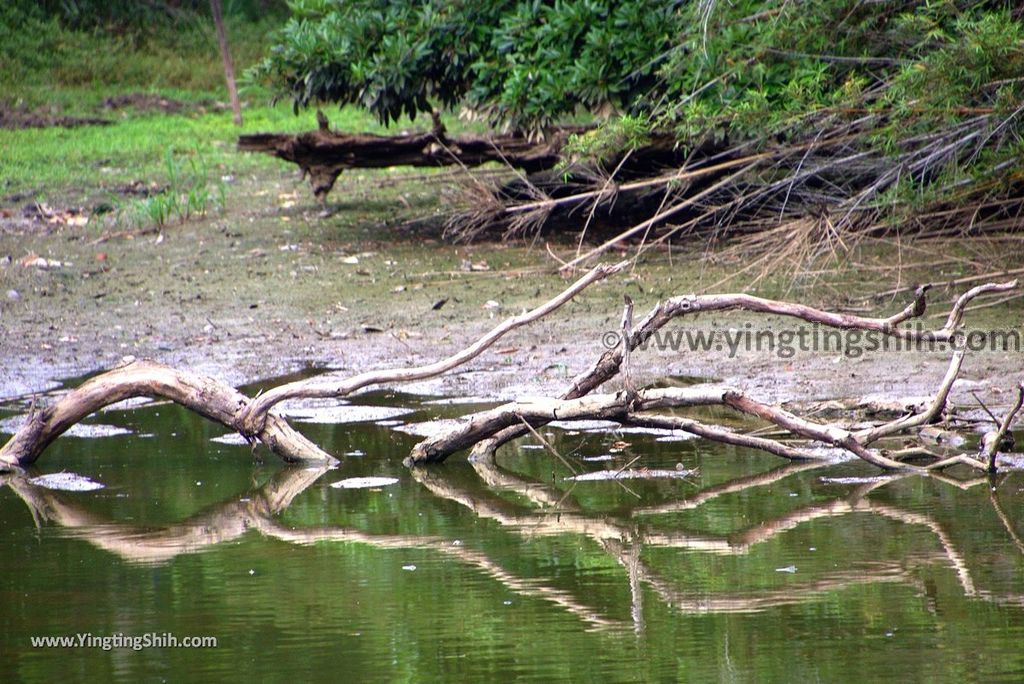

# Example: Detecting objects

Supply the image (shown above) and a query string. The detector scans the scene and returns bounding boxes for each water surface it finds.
[2,390,1023,682]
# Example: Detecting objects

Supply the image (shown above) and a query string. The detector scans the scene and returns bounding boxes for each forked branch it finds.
[412,280,1019,470]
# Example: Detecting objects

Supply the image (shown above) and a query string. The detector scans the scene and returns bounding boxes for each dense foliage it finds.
[252,0,681,129]
[256,1,1023,133]
[258,1,1024,247]
[0,0,287,93]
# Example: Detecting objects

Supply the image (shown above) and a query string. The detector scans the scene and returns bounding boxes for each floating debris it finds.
[616,426,697,438]
[330,476,399,489]
[280,405,413,424]
[0,418,132,438]
[918,426,966,447]
[392,419,466,438]
[29,472,105,492]
[211,433,249,446]
[995,453,1024,470]
[67,423,133,438]
[655,433,698,442]
[548,419,621,431]
[566,468,694,482]
[819,476,894,485]
[421,396,492,406]
[804,447,858,462]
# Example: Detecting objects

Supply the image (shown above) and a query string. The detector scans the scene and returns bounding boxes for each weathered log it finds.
[0,360,336,469]
[237,122,575,200]
[2,264,623,468]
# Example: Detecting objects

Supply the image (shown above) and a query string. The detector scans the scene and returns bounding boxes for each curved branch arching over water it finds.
[1,276,1018,474]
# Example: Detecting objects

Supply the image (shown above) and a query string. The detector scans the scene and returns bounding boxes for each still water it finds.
[2,385,1023,683]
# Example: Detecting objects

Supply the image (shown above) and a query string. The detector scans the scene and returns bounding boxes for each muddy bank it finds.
[2,171,1022,424]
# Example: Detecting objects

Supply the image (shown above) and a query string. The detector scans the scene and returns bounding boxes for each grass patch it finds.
[0,102,386,204]
[1,6,280,103]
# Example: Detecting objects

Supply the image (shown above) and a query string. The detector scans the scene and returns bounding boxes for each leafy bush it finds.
[257,1,1024,247]
[252,0,681,130]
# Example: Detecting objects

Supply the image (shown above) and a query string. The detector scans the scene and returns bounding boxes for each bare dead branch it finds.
[0,360,336,469]
[463,281,1016,463]
[408,386,921,469]
[982,381,1024,472]
[238,261,626,435]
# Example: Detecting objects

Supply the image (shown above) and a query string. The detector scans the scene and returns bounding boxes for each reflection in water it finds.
[4,394,1024,683]
[5,450,1022,634]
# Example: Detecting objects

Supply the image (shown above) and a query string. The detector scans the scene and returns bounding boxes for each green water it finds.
[2,389,1024,683]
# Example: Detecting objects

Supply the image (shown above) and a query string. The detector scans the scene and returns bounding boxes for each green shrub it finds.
[251,0,680,131]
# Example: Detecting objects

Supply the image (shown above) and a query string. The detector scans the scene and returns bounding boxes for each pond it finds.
[2,384,1024,682]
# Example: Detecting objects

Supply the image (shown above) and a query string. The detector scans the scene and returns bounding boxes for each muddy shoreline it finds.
[2,174,1022,422]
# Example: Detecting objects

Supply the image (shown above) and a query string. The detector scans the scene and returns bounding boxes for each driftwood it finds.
[0,266,1020,473]
[0,263,623,470]
[238,113,575,200]
[0,360,335,468]
[430,280,1018,467]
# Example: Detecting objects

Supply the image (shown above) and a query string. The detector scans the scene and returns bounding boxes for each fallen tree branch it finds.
[982,381,1024,472]
[0,360,336,469]
[464,280,1017,463]
[238,260,626,435]
[413,281,1019,469]
[408,386,912,469]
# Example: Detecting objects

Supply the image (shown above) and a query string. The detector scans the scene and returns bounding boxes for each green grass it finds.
[0,101,386,204]
[1,7,279,102]
[0,6,497,209]
[0,7,392,205]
